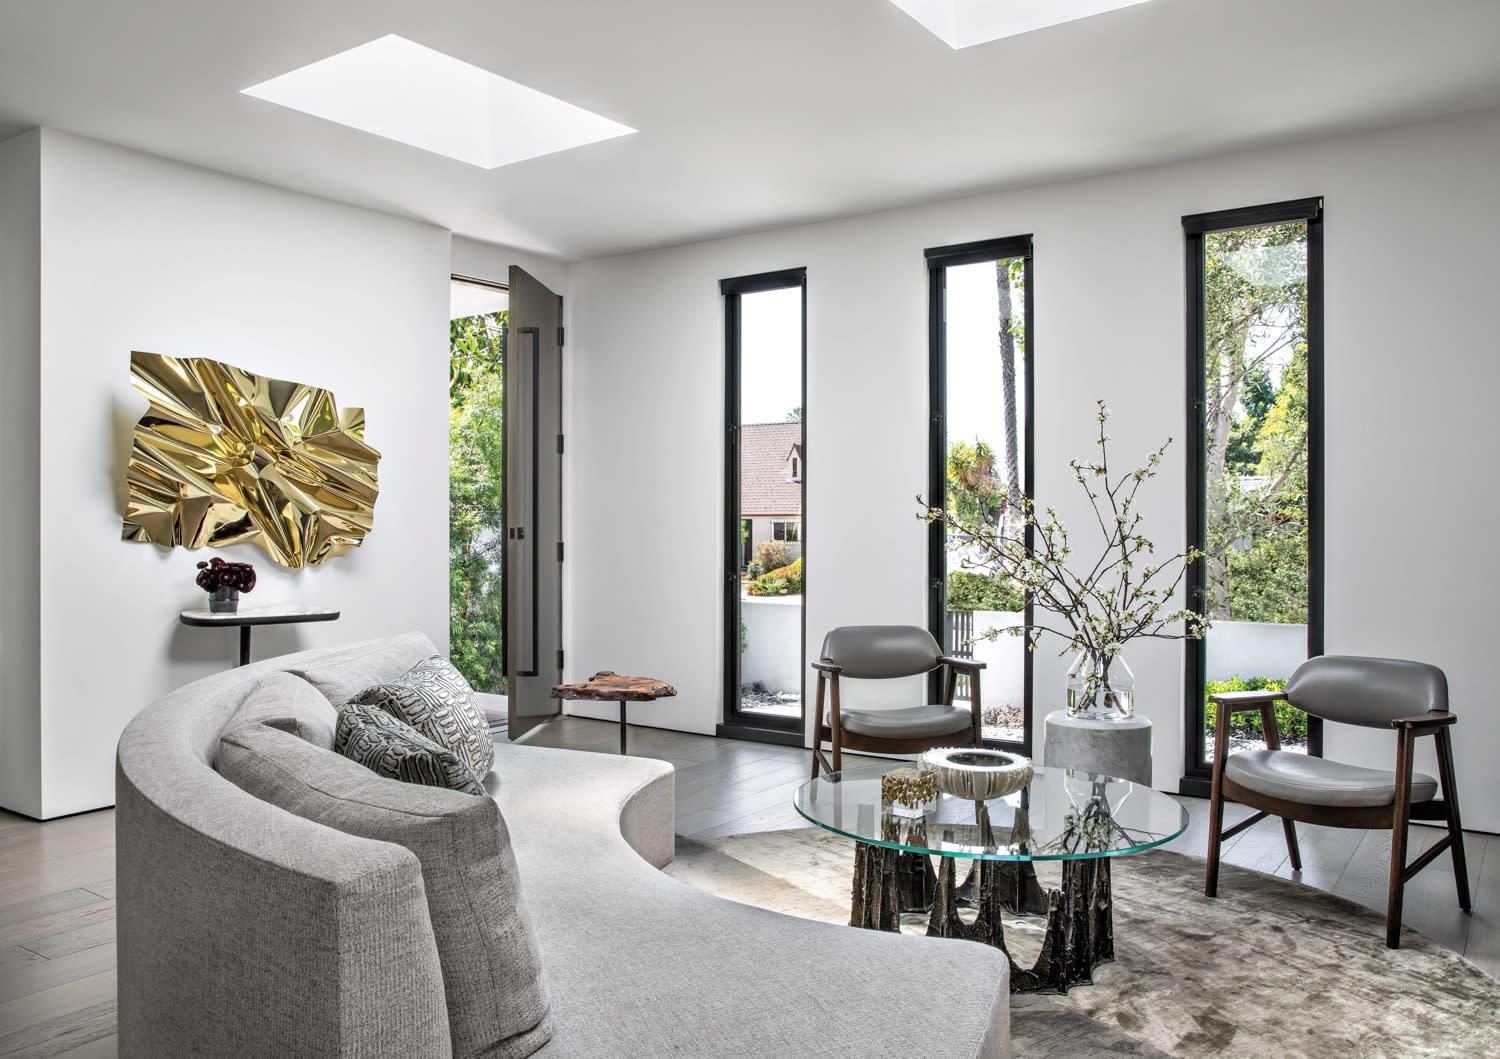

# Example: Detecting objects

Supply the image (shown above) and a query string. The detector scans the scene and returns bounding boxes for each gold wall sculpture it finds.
[122,351,381,568]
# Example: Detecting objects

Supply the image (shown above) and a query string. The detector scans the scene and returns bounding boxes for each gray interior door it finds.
[506,266,564,740]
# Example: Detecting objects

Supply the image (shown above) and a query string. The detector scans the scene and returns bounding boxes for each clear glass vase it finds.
[1065,649,1135,720]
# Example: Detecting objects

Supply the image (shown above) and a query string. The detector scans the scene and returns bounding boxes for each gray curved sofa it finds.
[117,632,1010,1057]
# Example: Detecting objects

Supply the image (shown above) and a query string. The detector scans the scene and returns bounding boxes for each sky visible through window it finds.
[945,260,1023,459]
[737,271,1021,434]
[740,287,802,423]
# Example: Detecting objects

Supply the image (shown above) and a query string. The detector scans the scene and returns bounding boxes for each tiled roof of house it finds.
[740,421,802,516]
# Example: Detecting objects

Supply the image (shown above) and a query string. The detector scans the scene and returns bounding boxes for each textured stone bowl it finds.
[918,747,1034,801]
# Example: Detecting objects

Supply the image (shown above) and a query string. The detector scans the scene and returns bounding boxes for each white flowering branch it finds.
[921,400,1207,659]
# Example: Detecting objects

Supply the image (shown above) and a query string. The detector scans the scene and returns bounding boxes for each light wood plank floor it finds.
[1,715,1493,1057]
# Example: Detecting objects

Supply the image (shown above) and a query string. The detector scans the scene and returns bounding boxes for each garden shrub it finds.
[1203,675,1306,742]
[754,540,792,573]
[747,557,803,597]
[946,570,1024,612]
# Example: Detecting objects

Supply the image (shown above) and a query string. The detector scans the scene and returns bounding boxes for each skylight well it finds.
[888,0,1155,49]
[242,35,634,169]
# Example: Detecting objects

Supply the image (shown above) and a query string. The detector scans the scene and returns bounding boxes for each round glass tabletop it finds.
[794,764,1188,861]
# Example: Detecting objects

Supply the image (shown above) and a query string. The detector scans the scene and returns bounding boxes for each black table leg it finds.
[239,626,252,667]
[619,700,627,754]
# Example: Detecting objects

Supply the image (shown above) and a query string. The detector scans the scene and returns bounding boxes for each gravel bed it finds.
[739,686,801,718]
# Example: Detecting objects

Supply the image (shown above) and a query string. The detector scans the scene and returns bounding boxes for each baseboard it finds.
[716,723,804,747]
[1178,775,1212,799]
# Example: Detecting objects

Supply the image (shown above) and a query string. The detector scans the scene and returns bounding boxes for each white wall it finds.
[0,131,43,817]
[11,130,452,819]
[565,107,1500,831]
[451,235,569,298]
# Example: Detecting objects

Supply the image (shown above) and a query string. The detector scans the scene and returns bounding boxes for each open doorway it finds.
[449,274,508,730]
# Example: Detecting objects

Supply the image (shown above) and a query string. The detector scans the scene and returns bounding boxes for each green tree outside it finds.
[1202,223,1309,624]
[450,311,507,692]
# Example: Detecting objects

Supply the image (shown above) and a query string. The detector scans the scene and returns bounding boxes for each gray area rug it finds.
[667,827,1500,1058]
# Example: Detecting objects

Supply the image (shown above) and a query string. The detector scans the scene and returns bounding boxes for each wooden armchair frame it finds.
[810,655,985,778]
[1205,688,1470,948]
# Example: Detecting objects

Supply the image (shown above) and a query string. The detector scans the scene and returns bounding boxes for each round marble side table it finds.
[1042,709,1153,786]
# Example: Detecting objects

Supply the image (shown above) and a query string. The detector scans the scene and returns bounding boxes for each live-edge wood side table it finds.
[550,671,677,754]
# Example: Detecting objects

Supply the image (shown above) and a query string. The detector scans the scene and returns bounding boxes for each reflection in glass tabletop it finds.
[794,765,1188,861]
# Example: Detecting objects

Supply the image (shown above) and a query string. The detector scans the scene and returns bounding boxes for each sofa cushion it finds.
[218,723,554,1059]
[288,631,440,709]
[352,656,494,777]
[336,699,485,796]
[221,671,339,754]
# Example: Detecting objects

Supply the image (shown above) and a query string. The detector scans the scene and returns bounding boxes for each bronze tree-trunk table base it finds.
[850,843,1114,994]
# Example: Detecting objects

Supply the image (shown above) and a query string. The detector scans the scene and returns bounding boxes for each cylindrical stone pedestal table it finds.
[1042,709,1152,786]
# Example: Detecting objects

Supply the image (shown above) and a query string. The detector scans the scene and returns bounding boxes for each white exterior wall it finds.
[564,107,1500,828]
[1205,621,1309,685]
[739,596,802,693]
[967,610,1026,709]
[11,130,453,818]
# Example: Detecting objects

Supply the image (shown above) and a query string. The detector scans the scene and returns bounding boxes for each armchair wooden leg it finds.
[1386,727,1417,949]
[1435,727,1472,912]
[812,676,827,779]
[970,670,983,746]
[1205,701,1232,898]
[830,674,842,774]
[1281,818,1302,871]
[1205,778,1225,898]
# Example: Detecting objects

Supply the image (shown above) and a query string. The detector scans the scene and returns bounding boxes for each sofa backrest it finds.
[116,632,455,1058]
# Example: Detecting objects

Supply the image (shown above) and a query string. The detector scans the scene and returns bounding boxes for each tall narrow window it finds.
[448,275,508,699]
[1183,199,1324,792]
[927,236,1033,752]
[721,268,807,742]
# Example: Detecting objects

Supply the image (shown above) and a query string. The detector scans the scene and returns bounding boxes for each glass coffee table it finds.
[794,765,1188,993]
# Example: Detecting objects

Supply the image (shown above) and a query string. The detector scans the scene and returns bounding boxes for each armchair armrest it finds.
[1391,710,1456,731]
[938,655,987,673]
[1209,689,1287,714]
[812,660,842,674]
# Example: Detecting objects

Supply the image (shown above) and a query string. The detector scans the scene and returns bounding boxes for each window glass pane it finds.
[1200,222,1310,759]
[736,286,804,722]
[943,258,1026,744]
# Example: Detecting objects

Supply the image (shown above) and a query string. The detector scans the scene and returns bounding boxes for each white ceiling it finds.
[1,0,1497,261]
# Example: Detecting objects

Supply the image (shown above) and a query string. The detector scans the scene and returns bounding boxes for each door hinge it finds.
[556,649,565,670]
[557,326,565,347]
[556,541,565,562]
[556,433,565,455]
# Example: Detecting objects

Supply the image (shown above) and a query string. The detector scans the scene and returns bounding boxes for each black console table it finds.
[179,606,341,666]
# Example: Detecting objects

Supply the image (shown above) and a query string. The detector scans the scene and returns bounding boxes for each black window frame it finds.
[718,267,808,746]
[925,235,1034,755]
[1180,198,1325,797]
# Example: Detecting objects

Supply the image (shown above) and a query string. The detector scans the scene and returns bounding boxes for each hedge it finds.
[1203,675,1306,742]
[946,570,1024,613]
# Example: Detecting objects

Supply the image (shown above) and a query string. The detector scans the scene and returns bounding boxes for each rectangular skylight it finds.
[888,0,1155,49]
[243,35,634,169]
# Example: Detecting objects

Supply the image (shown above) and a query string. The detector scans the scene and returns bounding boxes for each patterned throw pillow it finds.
[335,700,485,796]
[352,656,494,778]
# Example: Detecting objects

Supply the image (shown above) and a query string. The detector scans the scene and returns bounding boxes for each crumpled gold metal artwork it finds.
[122,350,381,568]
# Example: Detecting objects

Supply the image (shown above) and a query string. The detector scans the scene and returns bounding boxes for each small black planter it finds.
[209,586,240,614]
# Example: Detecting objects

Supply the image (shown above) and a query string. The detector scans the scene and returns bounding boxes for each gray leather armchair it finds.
[811,625,985,778]
[1205,654,1470,948]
